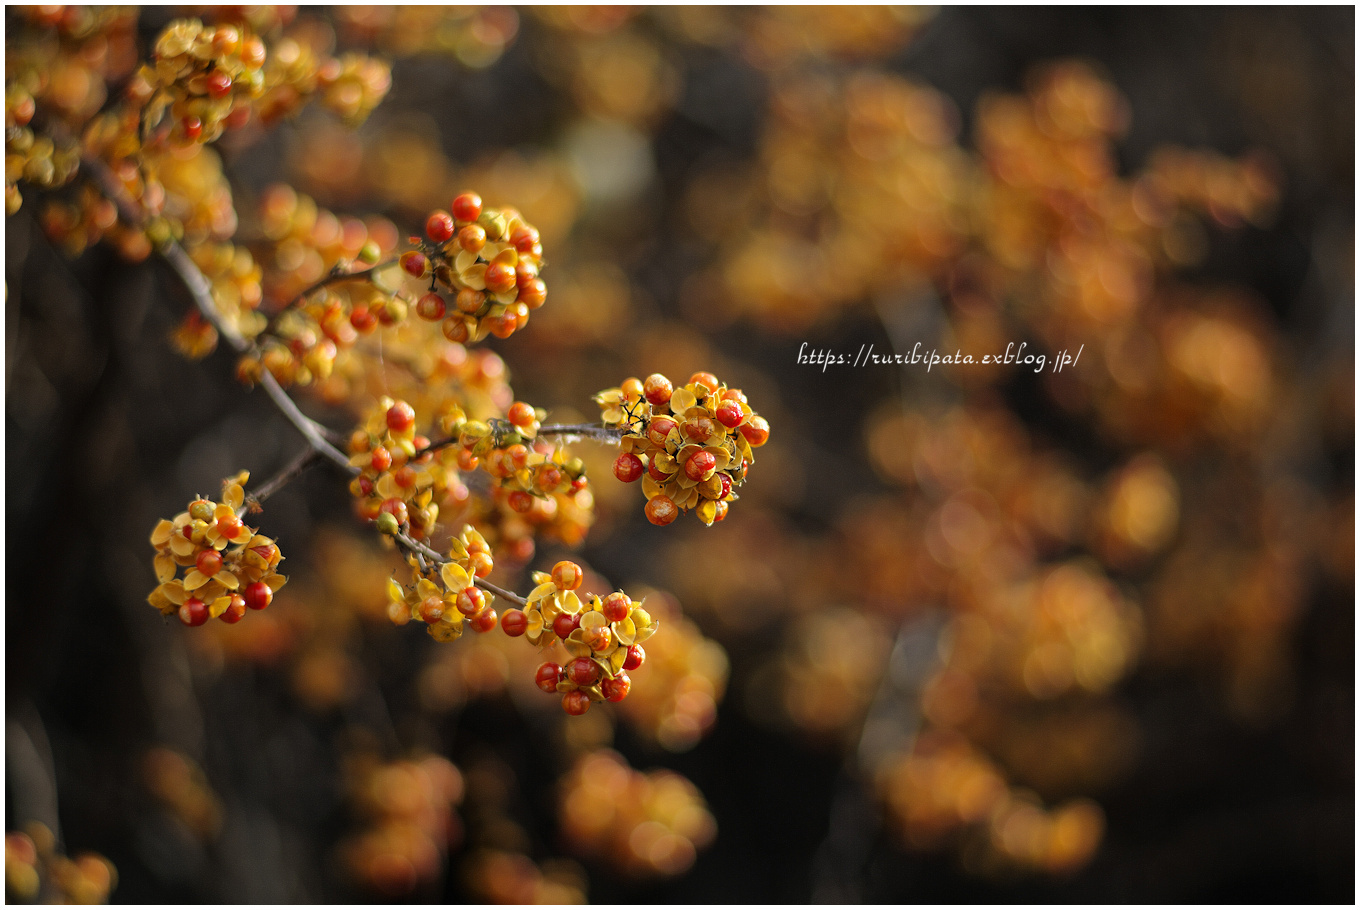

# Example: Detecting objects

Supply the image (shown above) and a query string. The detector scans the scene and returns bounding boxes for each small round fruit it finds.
[418,596,444,624]
[387,400,416,432]
[451,192,482,223]
[244,581,272,611]
[484,261,516,294]
[740,415,770,447]
[189,499,214,522]
[456,586,486,617]
[552,611,580,640]
[196,549,223,576]
[518,278,547,310]
[685,450,717,481]
[470,608,498,633]
[455,287,485,314]
[379,497,408,526]
[535,662,563,693]
[507,491,534,513]
[179,597,209,626]
[613,452,644,483]
[507,401,535,428]
[601,672,631,702]
[647,416,678,446]
[689,371,719,394]
[216,515,243,540]
[457,223,485,254]
[206,70,233,98]
[375,512,399,536]
[643,373,673,406]
[566,656,600,687]
[416,292,446,321]
[551,560,583,591]
[714,500,729,522]
[370,446,392,472]
[716,400,744,428]
[623,644,645,671]
[219,594,246,624]
[601,592,631,623]
[562,690,591,716]
[510,224,540,254]
[645,495,679,526]
[425,211,454,243]
[500,609,528,637]
[400,251,428,277]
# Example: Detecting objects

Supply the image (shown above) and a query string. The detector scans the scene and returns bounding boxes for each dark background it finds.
[6,5,1353,903]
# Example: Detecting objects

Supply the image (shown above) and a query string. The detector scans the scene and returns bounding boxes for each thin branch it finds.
[392,529,528,607]
[259,261,390,340]
[536,423,624,444]
[245,447,323,511]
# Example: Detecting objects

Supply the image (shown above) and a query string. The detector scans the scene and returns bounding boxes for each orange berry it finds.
[643,373,673,406]
[689,371,719,394]
[562,690,591,715]
[451,192,482,223]
[645,496,679,526]
[551,561,584,590]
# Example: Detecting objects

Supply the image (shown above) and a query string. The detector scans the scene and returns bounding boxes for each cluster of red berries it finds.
[597,372,768,525]
[387,525,501,642]
[347,397,450,541]
[256,39,392,128]
[451,405,589,514]
[519,561,658,715]
[148,473,287,627]
[399,193,548,344]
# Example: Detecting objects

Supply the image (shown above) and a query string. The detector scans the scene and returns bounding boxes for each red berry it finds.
[386,401,416,432]
[613,452,644,483]
[418,596,444,624]
[350,305,378,333]
[510,224,540,254]
[562,690,591,716]
[469,551,494,578]
[507,402,536,428]
[216,515,243,540]
[196,548,223,576]
[535,662,563,693]
[394,466,417,488]
[645,496,679,526]
[507,491,534,513]
[400,251,428,277]
[623,644,645,671]
[206,70,232,98]
[244,582,272,611]
[470,608,498,633]
[567,656,600,687]
[601,593,630,623]
[425,211,454,243]
[500,609,529,636]
[451,192,482,223]
[685,450,717,481]
[689,371,719,394]
[416,292,446,321]
[551,560,583,590]
[219,594,246,624]
[535,464,564,491]
[643,373,673,406]
[719,473,732,500]
[484,261,517,294]
[714,500,729,522]
[179,597,209,626]
[716,400,744,428]
[517,278,547,310]
[456,586,486,617]
[370,446,392,472]
[740,415,769,447]
[457,223,486,254]
[648,416,678,446]
[552,611,580,640]
[601,672,631,702]
[182,116,203,141]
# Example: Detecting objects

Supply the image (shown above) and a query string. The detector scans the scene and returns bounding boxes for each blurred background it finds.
[5,5,1354,903]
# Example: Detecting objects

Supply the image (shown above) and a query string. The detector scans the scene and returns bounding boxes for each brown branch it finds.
[536,423,625,443]
[245,447,323,512]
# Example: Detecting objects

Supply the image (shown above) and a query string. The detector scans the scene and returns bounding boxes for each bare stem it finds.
[537,423,624,443]
[246,447,323,511]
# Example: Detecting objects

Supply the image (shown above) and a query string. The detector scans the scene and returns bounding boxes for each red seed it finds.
[567,656,599,687]
[179,597,209,626]
[451,192,483,223]
[601,672,631,702]
[623,644,645,671]
[425,211,455,243]
[244,582,272,611]
[500,609,529,636]
[613,452,644,483]
[535,662,562,693]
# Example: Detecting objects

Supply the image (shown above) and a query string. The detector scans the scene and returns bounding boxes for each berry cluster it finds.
[522,561,658,715]
[137,20,269,147]
[337,754,464,897]
[597,372,768,525]
[348,397,444,540]
[147,472,287,627]
[5,824,116,905]
[385,525,497,643]
[4,98,80,215]
[558,750,716,877]
[257,39,392,127]
[398,193,548,345]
